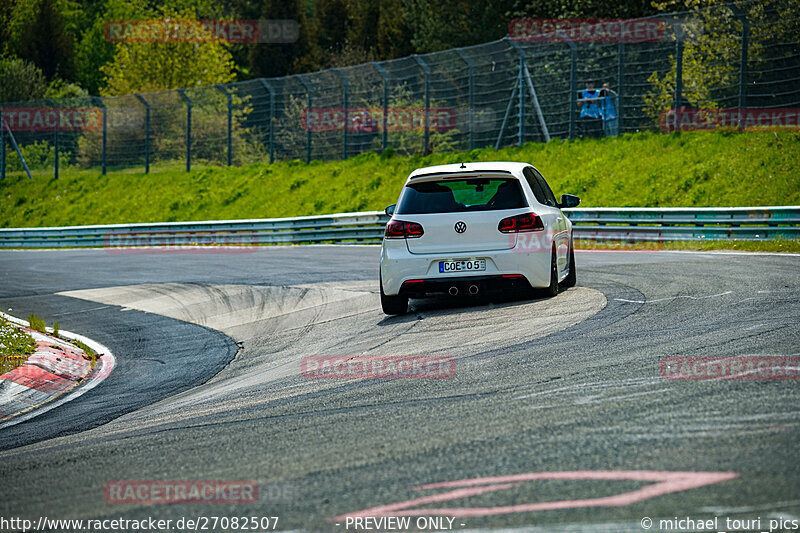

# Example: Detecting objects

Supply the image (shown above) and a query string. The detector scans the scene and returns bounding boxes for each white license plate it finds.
[439,259,486,273]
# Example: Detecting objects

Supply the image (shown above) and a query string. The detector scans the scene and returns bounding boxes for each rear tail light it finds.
[498,212,544,233]
[385,220,424,239]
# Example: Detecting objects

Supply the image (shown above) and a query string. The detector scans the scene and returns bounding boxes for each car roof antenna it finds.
[459,162,466,169]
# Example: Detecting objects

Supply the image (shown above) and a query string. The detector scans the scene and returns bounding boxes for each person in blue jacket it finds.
[577,80,603,138]
[600,83,619,136]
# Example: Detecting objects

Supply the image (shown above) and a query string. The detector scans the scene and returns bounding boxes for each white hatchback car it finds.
[379,162,580,315]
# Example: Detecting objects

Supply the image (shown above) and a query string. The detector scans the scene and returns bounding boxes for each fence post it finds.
[617,41,624,134]
[556,33,578,139]
[729,5,749,130]
[495,76,519,150]
[413,55,431,154]
[674,30,684,122]
[177,89,192,171]
[50,100,59,180]
[4,123,32,179]
[93,97,107,175]
[0,108,4,180]
[509,38,550,143]
[455,48,475,150]
[332,69,349,159]
[134,94,150,173]
[298,75,313,163]
[215,84,233,166]
[567,41,577,139]
[508,40,528,146]
[517,60,525,145]
[259,79,275,164]
[371,62,389,152]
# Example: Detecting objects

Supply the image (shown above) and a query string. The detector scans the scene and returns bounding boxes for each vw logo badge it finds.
[454,221,467,233]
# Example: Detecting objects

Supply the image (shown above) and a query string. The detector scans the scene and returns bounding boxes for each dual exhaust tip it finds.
[449,285,479,296]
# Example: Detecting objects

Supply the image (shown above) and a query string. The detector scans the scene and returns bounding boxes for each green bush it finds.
[3,141,71,172]
[75,89,266,169]
[0,56,48,103]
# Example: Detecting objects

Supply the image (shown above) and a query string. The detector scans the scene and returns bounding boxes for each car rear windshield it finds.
[396,178,527,214]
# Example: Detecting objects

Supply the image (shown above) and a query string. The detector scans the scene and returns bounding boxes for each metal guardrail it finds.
[0,212,390,248]
[564,206,800,242]
[0,207,798,249]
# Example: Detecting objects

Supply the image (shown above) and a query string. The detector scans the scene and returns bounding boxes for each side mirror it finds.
[559,194,580,209]
[384,204,396,216]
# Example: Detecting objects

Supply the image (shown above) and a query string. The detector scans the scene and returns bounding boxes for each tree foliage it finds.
[100,8,236,95]
[4,0,80,81]
[0,0,685,98]
[644,0,799,122]
[5,0,791,115]
[72,0,147,95]
[0,56,48,102]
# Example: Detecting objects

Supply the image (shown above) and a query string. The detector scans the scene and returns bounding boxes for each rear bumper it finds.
[398,275,532,297]
[380,239,553,296]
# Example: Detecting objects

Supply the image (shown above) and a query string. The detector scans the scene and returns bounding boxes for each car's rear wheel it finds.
[541,247,560,297]
[561,239,577,288]
[380,277,408,315]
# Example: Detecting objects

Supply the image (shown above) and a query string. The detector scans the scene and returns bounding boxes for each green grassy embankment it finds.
[2,132,798,249]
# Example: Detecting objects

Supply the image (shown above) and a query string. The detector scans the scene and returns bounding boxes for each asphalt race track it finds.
[0,247,798,532]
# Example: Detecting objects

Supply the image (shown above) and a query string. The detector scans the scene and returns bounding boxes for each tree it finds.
[5,0,80,81]
[345,0,413,61]
[100,8,236,95]
[373,0,414,59]
[0,0,17,55]
[291,9,324,74]
[402,0,515,53]
[509,0,656,20]
[644,0,800,122]
[73,0,149,95]
[247,0,322,78]
[0,56,48,102]
[317,0,348,54]
[44,78,89,98]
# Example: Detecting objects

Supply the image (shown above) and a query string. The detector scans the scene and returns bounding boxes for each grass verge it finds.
[2,131,799,228]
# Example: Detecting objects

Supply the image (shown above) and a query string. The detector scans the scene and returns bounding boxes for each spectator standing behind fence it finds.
[577,80,603,138]
[600,83,619,136]
[352,114,377,154]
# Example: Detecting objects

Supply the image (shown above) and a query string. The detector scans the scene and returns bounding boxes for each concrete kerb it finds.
[0,310,116,428]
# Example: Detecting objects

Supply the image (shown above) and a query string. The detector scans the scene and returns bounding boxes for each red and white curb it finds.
[0,311,115,428]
